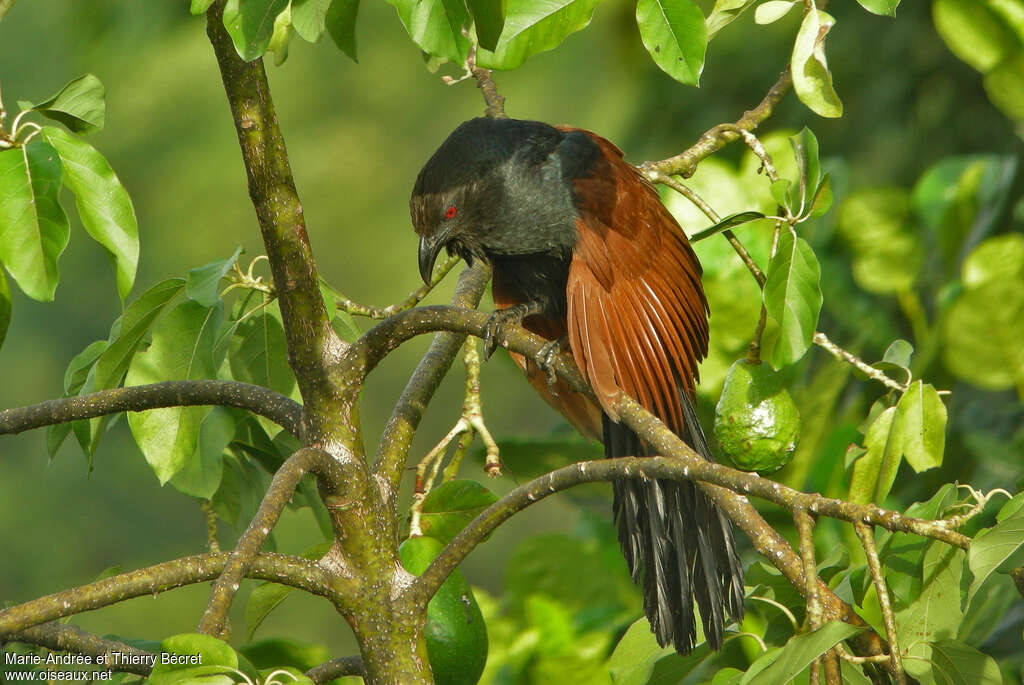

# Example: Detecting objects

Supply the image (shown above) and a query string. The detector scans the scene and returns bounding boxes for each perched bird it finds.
[410,117,745,653]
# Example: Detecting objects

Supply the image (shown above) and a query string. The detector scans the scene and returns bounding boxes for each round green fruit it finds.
[399,535,488,685]
[714,359,800,473]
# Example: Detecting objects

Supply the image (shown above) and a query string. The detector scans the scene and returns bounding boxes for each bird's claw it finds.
[537,336,568,395]
[482,303,539,360]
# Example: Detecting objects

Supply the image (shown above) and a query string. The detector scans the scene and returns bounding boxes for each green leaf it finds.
[608,617,710,685]
[267,5,295,65]
[896,542,966,649]
[92,278,186,392]
[326,0,360,61]
[291,0,332,41]
[475,0,602,70]
[837,187,921,294]
[387,0,471,63]
[0,141,70,302]
[770,178,792,211]
[689,210,766,242]
[468,0,506,50]
[923,640,1003,685]
[763,230,822,367]
[848,406,900,505]
[942,276,1024,392]
[808,174,833,217]
[229,304,295,397]
[984,51,1024,121]
[754,1,795,25]
[636,0,708,86]
[856,0,899,17]
[962,233,1024,288]
[246,582,294,641]
[169,406,233,499]
[18,74,105,134]
[791,10,843,118]
[739,621,863,684]
[41,126,139,301]
[0,268,10,350]
[223,0,291,61]
[789,127,821,213]
[149,633,238,685]
[46,339,108,457]
[874,339,913,376]
[419,479,499,544]
[894,381,946,473]
[933,0,1021,73]
[191,0,216,14]
[125,301,224,483]
[187,247,242,307]
[705,0,755,37]
[239,639,330,672]
[967,494,1024,603]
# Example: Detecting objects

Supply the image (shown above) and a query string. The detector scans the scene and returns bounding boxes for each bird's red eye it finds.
[444,205,457,220]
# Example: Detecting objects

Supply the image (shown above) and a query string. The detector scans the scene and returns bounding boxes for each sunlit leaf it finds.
[476,0,602,70]
[125,301,224,483]
[387,0,471,63]
[705,0,754,36]
[791,10,843,117]
[962,233,1024,288]
[754,0,795,25]
[837,187,921,294]
[169,406,233,499]
[856,0,899,17]
[967,493,1024,603]
[848,406,900,505]
[41,126,139,301]
[896,542,966,649]
[894,381,946,473]
[932,0,1020,73]
[763,230,822,367]
[984,51,1024,121]
[18,74,105,134]
[739,621,863,684]
[608,617,710,685]
[223,0,291,61]
[942,277,1024,391]
[191,0,216,14]
[0,141,70,302]
[636,0,707,85]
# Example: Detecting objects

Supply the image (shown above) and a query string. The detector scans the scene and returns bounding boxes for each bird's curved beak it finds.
[418,234,443,285]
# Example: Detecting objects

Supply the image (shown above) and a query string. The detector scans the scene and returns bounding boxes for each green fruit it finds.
[399,536,488,685]
[714,359,800,473]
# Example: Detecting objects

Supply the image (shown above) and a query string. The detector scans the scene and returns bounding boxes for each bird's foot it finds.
[482,303,539,359]
[537,336,569,395]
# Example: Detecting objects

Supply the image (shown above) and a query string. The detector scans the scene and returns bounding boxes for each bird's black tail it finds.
[604,394,745,654]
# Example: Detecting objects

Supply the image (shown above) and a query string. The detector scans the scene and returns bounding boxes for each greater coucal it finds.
[411,117,745,653]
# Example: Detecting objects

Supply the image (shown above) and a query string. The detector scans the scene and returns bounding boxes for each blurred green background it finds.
[1,0,1022,675]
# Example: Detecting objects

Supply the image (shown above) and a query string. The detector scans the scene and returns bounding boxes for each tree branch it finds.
[206,2,349,443]
[198,448,351,637]
[641,69,792,179]
[306,655,365,683]
[0,380,305,439]
[373,263,490,501]
[0,552,341,637]
[337,255,461,319]
[6,623,154,676]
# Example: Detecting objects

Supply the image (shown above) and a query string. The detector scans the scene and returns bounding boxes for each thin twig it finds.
[796,511,821,629]
[813,331,908,393]
[197,448,347,637]
[466,45,506,119]
[641,69,792,179]
[202,500,221,552]
[337,254,460,319]
[855,522,906,684]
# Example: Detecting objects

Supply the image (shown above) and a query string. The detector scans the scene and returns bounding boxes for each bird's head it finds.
[410,117,572,284]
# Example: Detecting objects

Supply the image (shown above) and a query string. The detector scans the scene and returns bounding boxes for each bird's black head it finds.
[410,117,582,283]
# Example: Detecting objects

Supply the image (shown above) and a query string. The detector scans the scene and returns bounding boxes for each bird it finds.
[410,117,745,654]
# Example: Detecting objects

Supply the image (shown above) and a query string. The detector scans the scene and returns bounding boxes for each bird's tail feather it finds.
[605,394,745,654]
